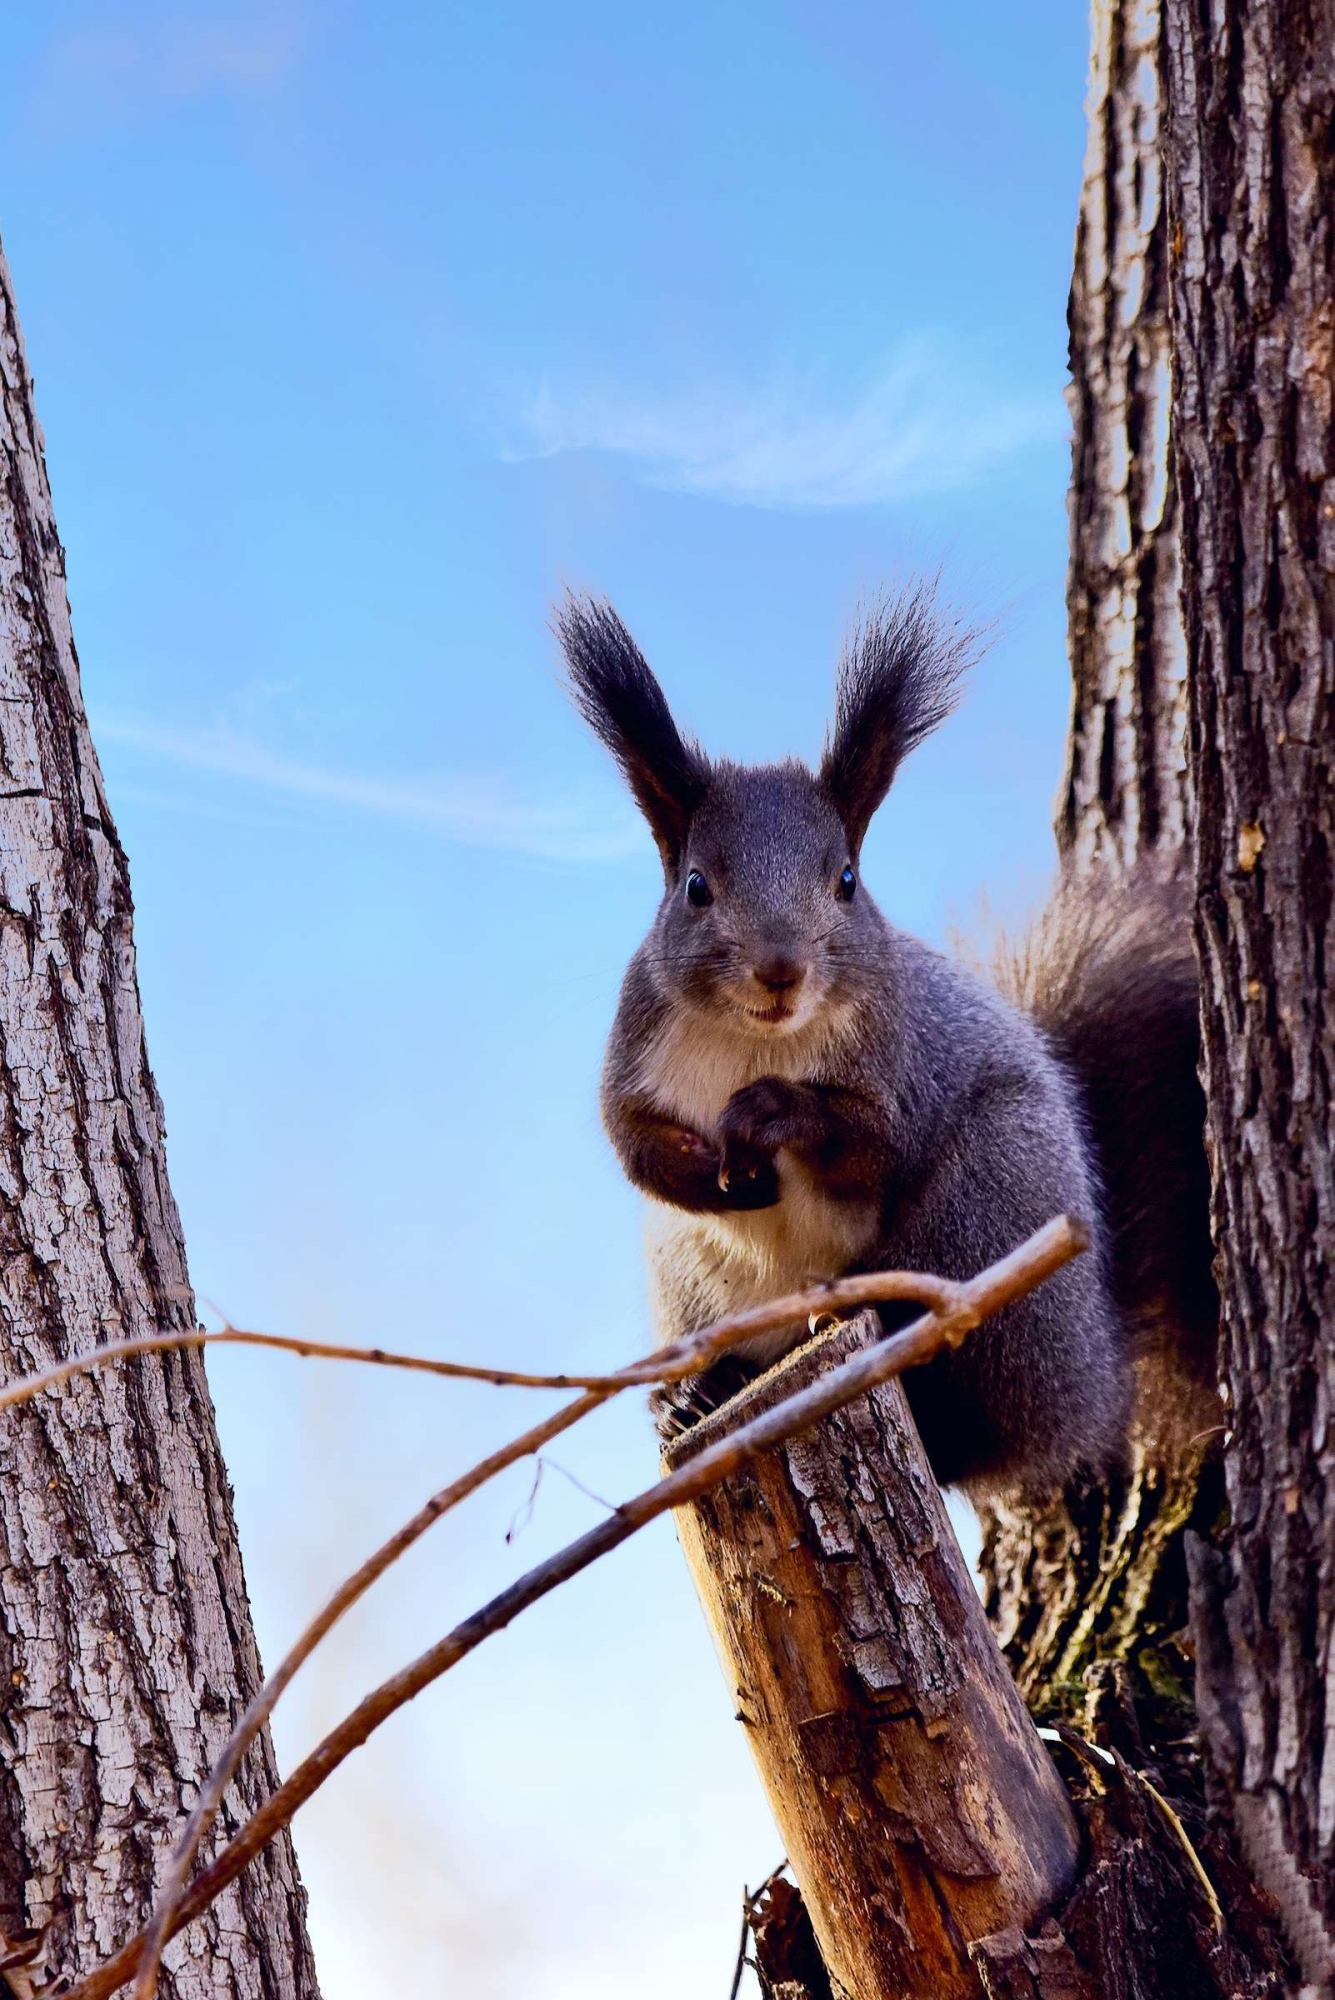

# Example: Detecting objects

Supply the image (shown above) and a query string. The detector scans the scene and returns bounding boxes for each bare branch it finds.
[120,1265,972,2000]
[0,1264,966,1422]
[3,1263,975,2000]
[59,1214,1086,2000]
[124,1385,609,2000]
[0,1326,604,1407]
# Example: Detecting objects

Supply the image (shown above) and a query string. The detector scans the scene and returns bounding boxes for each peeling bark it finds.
[667,1315,1080,2000]
[970,1923,1088,2000]
[1160,0,1335,1983]
[748,1875,834,2000]
[0,238,319,1995]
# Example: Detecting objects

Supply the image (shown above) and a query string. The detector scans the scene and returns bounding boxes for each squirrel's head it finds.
[558,586,977,1036]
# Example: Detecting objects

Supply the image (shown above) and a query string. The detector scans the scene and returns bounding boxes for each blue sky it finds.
[1,4,1090,1993]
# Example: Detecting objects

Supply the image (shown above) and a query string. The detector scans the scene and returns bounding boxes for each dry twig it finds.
[55,1213,1084,2000]
[0,1262,967,1423]
[124,1386,608,2000]
[0,1325,610,1406]
[116,1261,981,2000]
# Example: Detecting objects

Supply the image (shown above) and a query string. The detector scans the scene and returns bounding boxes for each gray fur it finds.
[562,590,1196,1498]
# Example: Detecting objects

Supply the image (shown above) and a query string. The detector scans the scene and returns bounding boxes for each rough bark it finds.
[667,1314,1080,2000]
[0,238,319,1995]
[981,1446,1221,1756]
[979,0,1211,1756]
[973,1732,1290,2000]
[1060,0,1188,871]
[1159,0,1335,1984]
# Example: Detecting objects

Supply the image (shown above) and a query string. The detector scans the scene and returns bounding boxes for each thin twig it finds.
[0,1326,603,1408]
[505,1459,547,1545]
[746,1862,791,1915]
[727,1904,751,2000]
[616,1266,963,1385]
[119,1260,981,2000]
[60,1214,1085,2000]
[0,1264,966,1424]
[506,1457,616,1545]
[1137,1773,1225,1936]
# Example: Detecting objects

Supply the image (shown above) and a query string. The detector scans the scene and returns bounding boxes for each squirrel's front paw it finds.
[716,1078,810,1206]
[719,1076,806,1152]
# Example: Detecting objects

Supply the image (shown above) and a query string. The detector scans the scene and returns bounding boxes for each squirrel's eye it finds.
[685,870,713,909]
[836,867,857,902]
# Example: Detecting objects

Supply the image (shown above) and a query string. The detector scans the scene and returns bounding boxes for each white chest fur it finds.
[637,1007,878,1346]
[637,1006,838,1136]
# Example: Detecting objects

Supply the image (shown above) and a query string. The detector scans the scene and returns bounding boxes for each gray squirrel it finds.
[559,586,1215,1496]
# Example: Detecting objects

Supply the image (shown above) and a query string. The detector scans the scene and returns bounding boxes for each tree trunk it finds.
[0,239,319,1996]
[664,0,1328,1989]
[1159,2,1335,1984]
[666,1316,1081,2000]
[1060,0,1187,873]
[979,0,1215,1764]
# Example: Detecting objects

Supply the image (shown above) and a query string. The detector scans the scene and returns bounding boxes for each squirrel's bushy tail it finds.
[996,862,1218,1406]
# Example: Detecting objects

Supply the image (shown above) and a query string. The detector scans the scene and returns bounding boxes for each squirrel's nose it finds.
[753,956,805,996]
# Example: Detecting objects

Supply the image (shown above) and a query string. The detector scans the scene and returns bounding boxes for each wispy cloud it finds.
[94,713,642,865]
[25,1,306,134]
[507,338,1063,510]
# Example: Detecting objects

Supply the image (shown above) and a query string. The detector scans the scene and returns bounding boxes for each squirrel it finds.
[559,585,1215,1497]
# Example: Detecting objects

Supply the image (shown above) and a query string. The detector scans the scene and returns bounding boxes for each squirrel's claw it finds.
[717,1140,781,1209]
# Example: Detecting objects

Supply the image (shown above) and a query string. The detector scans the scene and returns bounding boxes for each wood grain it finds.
[667,1313,1080,2000]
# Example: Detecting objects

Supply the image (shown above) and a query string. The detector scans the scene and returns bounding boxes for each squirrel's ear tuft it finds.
[820,583,980,852]
[556,594,709,873]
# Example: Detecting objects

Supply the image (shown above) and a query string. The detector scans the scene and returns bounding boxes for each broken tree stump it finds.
[665,1311,1081,1999]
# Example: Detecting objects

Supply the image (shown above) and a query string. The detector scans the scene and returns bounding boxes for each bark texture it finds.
[981,0,1209,1750]
[748,1874,835,2000]
[667,1315,1080,2000]
[0,239,319,1995]
[1061,0,1188,871]
[982,1445,1220,1752]
[1160,0,1335,1983]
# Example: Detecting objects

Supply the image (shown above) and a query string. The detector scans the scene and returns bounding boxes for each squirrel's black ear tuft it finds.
[556,594,709,873]
[820,583,980,852]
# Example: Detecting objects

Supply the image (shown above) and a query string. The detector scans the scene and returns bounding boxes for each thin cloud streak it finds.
[509,338,1064,509]
[22,1,307,139]
[93,713,642,865]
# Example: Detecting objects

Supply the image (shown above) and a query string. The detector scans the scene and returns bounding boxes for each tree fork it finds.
[665,1312,1080,2000]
